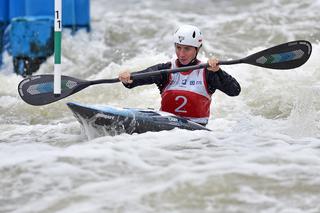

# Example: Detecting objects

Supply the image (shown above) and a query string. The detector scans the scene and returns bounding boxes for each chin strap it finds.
[192,45,202,64]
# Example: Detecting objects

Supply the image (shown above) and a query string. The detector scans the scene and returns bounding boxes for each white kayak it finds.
[67,102,210,136]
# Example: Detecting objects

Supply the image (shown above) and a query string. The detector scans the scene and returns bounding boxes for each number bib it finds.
[160,60,212,124]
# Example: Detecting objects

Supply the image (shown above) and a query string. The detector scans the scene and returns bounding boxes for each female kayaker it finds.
[118,24,241,126]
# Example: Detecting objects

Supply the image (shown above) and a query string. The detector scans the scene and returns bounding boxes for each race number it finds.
[175,96,187,113]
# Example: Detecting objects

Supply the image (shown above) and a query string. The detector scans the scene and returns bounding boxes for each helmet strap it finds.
[194,44,202,60]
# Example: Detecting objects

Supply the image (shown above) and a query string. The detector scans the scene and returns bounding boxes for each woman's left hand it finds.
[207,57,220,72]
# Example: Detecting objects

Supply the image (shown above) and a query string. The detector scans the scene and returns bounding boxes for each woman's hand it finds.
[118,70,133,84]
[207,57,220,72]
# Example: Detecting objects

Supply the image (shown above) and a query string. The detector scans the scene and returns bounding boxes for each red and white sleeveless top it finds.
[161,60,212,124]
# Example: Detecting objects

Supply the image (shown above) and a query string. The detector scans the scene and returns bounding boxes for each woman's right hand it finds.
[118,70,133,84]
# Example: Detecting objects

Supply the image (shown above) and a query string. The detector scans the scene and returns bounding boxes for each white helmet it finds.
[173,25,203,48]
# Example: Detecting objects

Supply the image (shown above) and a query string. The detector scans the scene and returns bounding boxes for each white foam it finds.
[1,1,320,212]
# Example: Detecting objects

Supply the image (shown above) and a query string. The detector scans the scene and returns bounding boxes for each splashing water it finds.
[1,0,320,212]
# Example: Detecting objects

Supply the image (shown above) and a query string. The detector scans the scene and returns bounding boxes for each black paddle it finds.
[18,40,312,106]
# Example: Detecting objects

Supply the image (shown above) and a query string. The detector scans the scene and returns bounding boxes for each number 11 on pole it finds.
[54,0,62,95]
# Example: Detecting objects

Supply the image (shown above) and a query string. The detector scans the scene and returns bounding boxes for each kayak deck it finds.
[67,102,210,136]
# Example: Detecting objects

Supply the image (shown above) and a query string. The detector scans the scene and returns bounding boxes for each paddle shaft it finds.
[89,63,209,85]
[89,59,243,85]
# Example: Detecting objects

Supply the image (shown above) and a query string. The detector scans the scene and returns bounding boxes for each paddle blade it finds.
[243,40,312,69]
[18,75,90,106]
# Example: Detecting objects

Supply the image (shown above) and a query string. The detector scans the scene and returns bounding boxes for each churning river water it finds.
[1,0,320,212]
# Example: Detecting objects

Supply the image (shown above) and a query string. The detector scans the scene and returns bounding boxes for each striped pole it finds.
[54,0,62,95]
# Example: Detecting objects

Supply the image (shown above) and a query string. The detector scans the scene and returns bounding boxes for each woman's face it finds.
[175,44,197,65]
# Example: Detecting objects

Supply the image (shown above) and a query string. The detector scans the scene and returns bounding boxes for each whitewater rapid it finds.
[1,0,320,212]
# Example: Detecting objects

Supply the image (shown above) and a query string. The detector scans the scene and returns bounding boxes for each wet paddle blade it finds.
[243,40,312,69]
[18,75,90,106]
